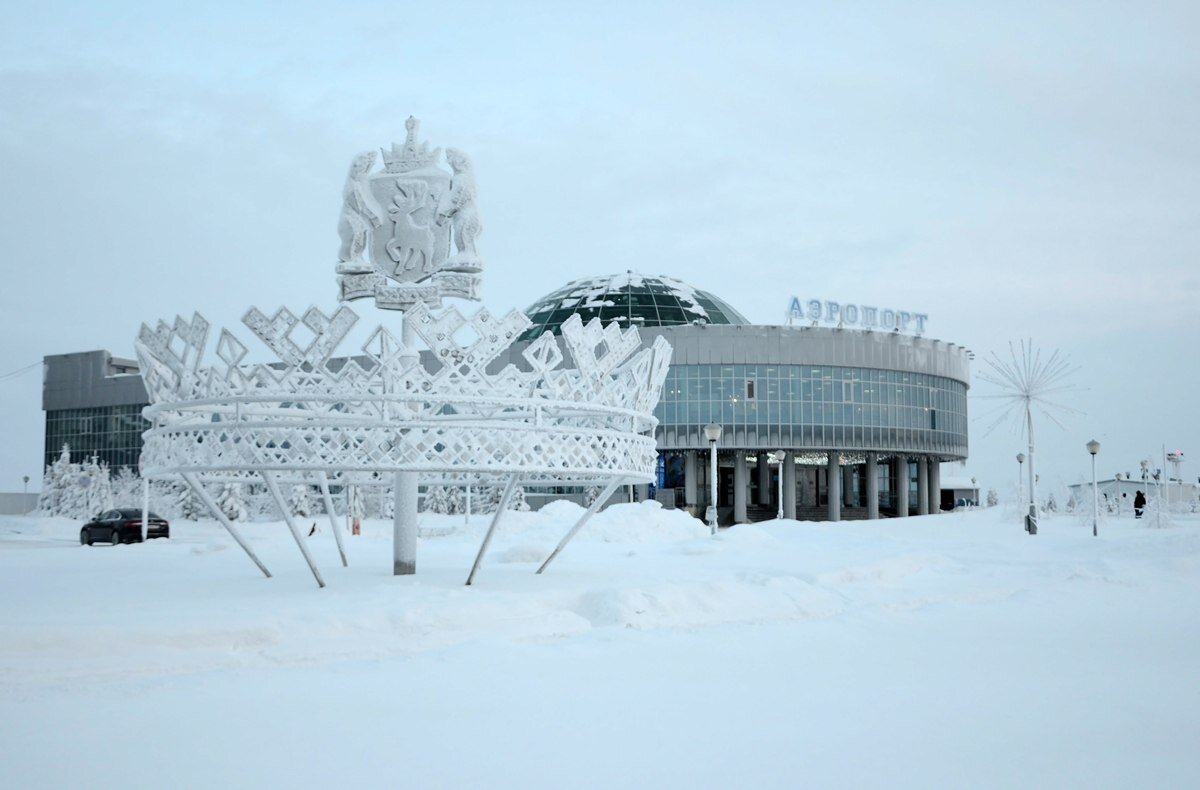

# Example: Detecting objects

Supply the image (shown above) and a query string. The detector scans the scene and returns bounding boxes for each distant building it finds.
[1068,476,1200,515]
[42,350,148,472]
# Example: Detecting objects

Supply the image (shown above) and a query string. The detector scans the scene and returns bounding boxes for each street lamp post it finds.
[772,450,786,520]
[1087,439,1100,537]
[1016,453,1025,527]
[703,424,722,535]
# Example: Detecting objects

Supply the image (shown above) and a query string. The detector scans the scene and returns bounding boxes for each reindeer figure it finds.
[385,179,437,274]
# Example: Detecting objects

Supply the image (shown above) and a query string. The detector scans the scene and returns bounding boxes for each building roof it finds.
[520,272,750,340]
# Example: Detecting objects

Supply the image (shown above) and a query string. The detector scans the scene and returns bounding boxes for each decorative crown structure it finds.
[136,118,675,586]
[135,303,672,486]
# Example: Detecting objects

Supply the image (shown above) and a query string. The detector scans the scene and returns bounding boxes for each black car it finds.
[80,509,170,545]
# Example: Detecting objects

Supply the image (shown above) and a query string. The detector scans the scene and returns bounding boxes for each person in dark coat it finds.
[1134,490,1146,519]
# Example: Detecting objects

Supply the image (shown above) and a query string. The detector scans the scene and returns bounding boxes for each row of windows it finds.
[654,364,968,453]
[658,425,967,455]
[45,405,149,471]
[671,365,948,385]
[658,402,966,434]
[663,366,967,412]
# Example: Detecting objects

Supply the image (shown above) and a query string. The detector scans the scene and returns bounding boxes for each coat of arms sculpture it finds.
[336,117,482,310]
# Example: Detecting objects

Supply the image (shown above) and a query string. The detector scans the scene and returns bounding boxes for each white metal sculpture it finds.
[136,119,672,587]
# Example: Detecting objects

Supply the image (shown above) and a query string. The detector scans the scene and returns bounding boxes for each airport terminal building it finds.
[42,273,971,522]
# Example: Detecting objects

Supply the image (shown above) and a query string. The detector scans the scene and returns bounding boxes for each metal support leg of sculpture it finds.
[262,471,326,589]
[181,472,271,579]
[465,474,518,586]
[317,472,349,567]
[141,476,149,540]
[536,477,623,575]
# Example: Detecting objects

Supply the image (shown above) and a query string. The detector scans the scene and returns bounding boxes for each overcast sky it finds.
[2,1,1197,500]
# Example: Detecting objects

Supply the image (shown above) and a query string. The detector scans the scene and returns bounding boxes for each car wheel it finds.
[111,528,121,545]
[81,528,91,546]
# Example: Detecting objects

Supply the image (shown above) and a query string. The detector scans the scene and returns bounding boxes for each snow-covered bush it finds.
[423,485,453,514]
[289,485,312,518]
[218,483,248,521]
[986,489,998,508]
[176,483,204,520]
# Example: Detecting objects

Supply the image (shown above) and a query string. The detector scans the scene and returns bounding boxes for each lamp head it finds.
[703,423,723,443]
[1087,439,1100,456]
[1017,453,1025,464]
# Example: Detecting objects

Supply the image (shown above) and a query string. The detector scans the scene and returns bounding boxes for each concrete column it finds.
[783,452,797,520]
[734,452,748,523]
[895,457,909,517]
[757,452,771,505]
[827,452,841,522]
[917,456,929,515]
[866,452,879,520]
[929,459,941,514]
[843,465,855,507]
[393,471,418,575]
[684,451,698,507]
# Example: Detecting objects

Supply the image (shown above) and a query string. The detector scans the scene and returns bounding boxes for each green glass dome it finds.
[521,272,749,340]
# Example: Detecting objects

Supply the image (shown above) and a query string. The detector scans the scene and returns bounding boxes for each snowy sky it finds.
[2,0,1198,496]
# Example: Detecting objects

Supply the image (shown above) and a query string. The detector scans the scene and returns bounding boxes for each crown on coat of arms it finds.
[380,116,441,173]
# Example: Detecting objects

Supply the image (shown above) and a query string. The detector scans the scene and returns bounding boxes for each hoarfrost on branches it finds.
[175,483,203,521]
[37,446,114,519]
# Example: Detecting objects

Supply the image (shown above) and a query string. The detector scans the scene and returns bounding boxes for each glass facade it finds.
[520,274,749,340]
[655,364,968,456]
[44,404,149,472]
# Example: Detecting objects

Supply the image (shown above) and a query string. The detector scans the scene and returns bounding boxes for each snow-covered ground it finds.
[2,502,1198,789]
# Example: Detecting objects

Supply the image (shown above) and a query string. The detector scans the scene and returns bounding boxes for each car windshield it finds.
[117,509,164,520]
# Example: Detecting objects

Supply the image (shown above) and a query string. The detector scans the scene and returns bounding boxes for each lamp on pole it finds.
[703,423,722,535]
[772,450,786,520]
[1087,439,1100,537]
[1016,453,1025,526]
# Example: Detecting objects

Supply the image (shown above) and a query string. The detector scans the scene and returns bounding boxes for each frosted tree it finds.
[217,483,248,521]
[474,485,500,514]
[289,485,313,518]
[446,485,464,515]
[423,486,452,514]
[63,455,113,520]
[175,483,203,521]
[509,485,530,512]
[38,444,74,515]
[111,466,142,508]
[986,489,998,507]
